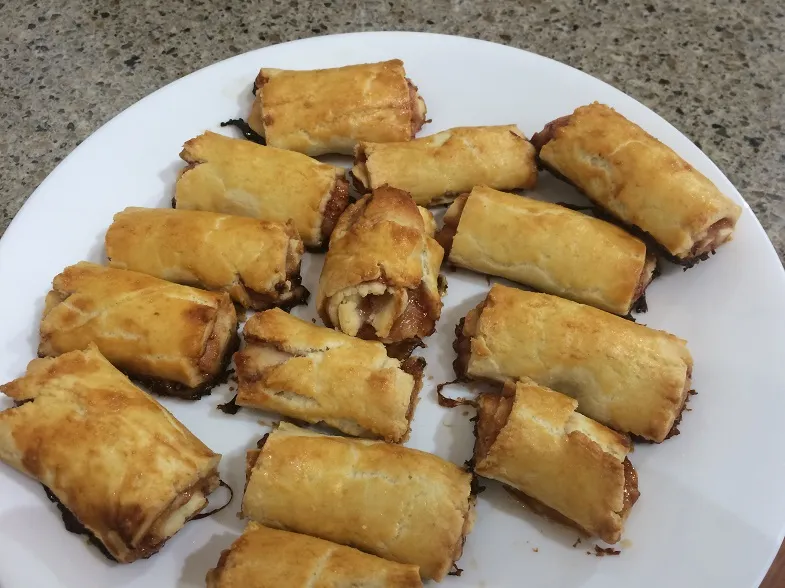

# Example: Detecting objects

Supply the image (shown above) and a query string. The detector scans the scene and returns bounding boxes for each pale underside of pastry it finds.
[532,102,742,262]
[206,522,423,588]
[234,308,424,442]
[455,284,693,442]
[175,131,349,249]
[352,125,538,206]
[437,186,657,315]
[38,261,238,398]
[474,379,639,544]
[0,345,221,563]
[248,59,428,156]
[106,207,308,310]
[242,423,475,582]
[317,186,444,345]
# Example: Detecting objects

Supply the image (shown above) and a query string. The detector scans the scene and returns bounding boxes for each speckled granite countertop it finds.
[1,1,783,262]
[1,0,784,264]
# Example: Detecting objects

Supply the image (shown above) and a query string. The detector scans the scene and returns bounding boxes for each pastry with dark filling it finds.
[234,308,424,443]
[248,59,427,156]
[175,131,349,249]
[206,522,423,588]
[437,186,656,315]
[317,186,444,345]
[352,125,537,206]
[474,379,639,544]
[38,262,238,398]
[455,284,693,442]
[242,423,475,582]
[0,345,221,563]
[106,207,307,310]
[532,102,742,262]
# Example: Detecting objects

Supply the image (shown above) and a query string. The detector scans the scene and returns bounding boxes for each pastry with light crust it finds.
[316,186,444,345]
[38,262,238,398]
[206,522,423,588]
[242,423,475,582]
[248,59,427,156]
[352,125,537,206]
[0,345,221,563]
[455,284,693,442]
[175,131,349,249]
[475,379,639,544]
[532,102,742,262]
[437,186,656,315]
[106,207,307,310]
[234,309,424,443]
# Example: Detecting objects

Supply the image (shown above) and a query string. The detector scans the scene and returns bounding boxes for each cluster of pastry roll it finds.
[0,56,744,585]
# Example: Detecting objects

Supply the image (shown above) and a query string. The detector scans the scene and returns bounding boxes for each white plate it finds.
[1,31,784,588]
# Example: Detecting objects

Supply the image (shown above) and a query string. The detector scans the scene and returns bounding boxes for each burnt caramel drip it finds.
[219,119,266,145]
[192,480,234,520]
[42,485,117,562]
[436,380,477,408]
[217,394,241,415]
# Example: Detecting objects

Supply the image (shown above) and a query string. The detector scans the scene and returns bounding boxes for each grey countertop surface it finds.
[1,0,783,264]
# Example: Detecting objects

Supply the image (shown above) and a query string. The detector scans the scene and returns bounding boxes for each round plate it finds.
[0,32,783,588]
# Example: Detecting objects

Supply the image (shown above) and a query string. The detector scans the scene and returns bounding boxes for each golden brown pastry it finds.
[38,262,238,398]
[248,59,427,156]
[455,284,693,442]
[0,345,221,563]
[106,207,307,310]
[437,186,656,315]
[206,522,423,588]
[242,423,475,582]
[532,103,742,262]
[316,186,444,345]
[175,131,349,249]
[234,309,424,443]
[475,379,639,544]
[352,125,538,206]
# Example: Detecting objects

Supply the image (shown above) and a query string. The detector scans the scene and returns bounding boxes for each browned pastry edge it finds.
[244,268,311,312]
[407,79,427,137]
[319,176,351,248]
[531,116,728,267]
[400,356,426,441]
[131,330,240,400]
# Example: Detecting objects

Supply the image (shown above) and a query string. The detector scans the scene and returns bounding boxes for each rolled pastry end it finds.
[407,78,428,137]
[452,299,485,380]
[138,296,240,400]
[530,114,572,156]
[245,223,310,311]
[629,251,658,313]
[435,194,469,256]
[319,175,351,249]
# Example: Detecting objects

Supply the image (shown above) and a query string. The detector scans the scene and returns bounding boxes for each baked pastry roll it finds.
[0,345,221,563]
[106,207,307,311]
[455,284,693,442]
[243,423,475,582]
[352,125,538,206]
[39,262,238,398]
[437,186,656,315]
[206,522,423,588]
[474,379,639,544]
[248,59,427,156]
[317,186,444,345]
[532,103,742,262]
[175,131,349,249]
[234,308,424,442]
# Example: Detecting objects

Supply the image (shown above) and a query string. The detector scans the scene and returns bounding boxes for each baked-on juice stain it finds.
[220,119,266,145]
[217,394,241,414]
